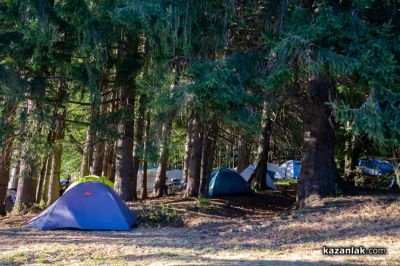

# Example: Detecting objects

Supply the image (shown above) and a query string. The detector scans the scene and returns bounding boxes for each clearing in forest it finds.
[1,189,399,265]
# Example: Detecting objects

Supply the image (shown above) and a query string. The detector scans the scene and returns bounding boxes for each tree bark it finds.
[47,81,67,206]
[132,94,147,199]
[198,121,217,197]
[297,75,337,209]
[8,155,20,190]
[102,141,111,177]
[113,33,141,201]
[103,90,118,180]
[80,125,94,177]
[114,83,135,201]
[140,160,148,199]
[183,123,191,183]
[185,115,203,197]
[41,153,52,203]
[80,104,96,177]
[237,136,251,173]
[47,144,62,205]
[248,99,271,191]
[344,134,364,183]
[0,102,16,215]
[140,113,151,199]
[14,166,37,213]
[13,99,40,213]
[36,157,47,203]
[91,97,107,176]
[92,139,105,176]
[154,109,176,197]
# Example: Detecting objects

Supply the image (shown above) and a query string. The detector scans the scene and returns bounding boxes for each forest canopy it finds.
[0,0,399,214]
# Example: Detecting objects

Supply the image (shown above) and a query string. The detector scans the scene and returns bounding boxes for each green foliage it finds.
[139,205,183,228]
[354,171,395,189]
[334,185,344,197]
[265,0,400,156]
[196,197,210,207]
[0,0,399,190]
[39,200,46,209]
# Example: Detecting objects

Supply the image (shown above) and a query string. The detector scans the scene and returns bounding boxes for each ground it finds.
[0,185,399,266]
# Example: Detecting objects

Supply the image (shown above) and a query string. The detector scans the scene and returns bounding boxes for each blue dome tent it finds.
[208,168,252,196]
[25,182,136,231]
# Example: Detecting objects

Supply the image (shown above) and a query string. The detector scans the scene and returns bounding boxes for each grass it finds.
[274,178,298,187]
[1,251,29,264]
[196,197,210,207]
[1,194,399,265]
[204,246,216,253]
[138,204,183,227]
[159,251,179,257]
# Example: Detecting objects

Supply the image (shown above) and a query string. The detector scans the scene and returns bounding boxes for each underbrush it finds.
[274,178,298,188]
[353,172,395,189]
[137,204,184,228]
[196,197,210,207]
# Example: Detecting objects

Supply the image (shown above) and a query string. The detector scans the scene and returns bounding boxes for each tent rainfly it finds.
[208,168,252,196]
[240,164,277,190]
[25,182,136,231]
[275,160,301,179]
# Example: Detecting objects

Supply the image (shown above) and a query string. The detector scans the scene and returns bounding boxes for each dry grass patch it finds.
[0,193,399,265]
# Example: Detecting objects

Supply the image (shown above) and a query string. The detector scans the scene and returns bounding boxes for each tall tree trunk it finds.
[183,123,191,183]
[140,160,148,199]
[185,115,203,197]
[237,135,251,173]
[36,157,47,203]
[106,142,116,181]
[8,155,20,190]
[80,125,94,177]
[248,99,271,190]
[114,83,135,201]
[103,90,118,179]
[108,141,117,182]
[92,138,105,176]
[344,134,364,183]
[13,99,40,213]
[114,33,140,201]
[297,75,336,209]
[199,121,217,197]
[91,96,107,176]
[47,144,62,205]
[47,81,67,206]
[132,94,147,199]
[102,141,111,177]
[140,113,151,199]
[41,153,52,203]
[80,103,96,177]
[154,109,176,197]
[14,165,37,213]
[0,102,16,215]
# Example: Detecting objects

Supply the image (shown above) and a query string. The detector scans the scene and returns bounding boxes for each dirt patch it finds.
[0,190,399,265]
[131,189,296,228]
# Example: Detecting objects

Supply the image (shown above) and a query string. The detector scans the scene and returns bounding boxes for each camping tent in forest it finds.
[67,175,114,191]
[240,164,277,190]
[25,182,136,230]
[275,160,301,179]
[208,168,252,196]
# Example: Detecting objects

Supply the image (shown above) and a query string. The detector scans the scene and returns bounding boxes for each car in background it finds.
[357,159,394,176]
[166,177,184,194]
